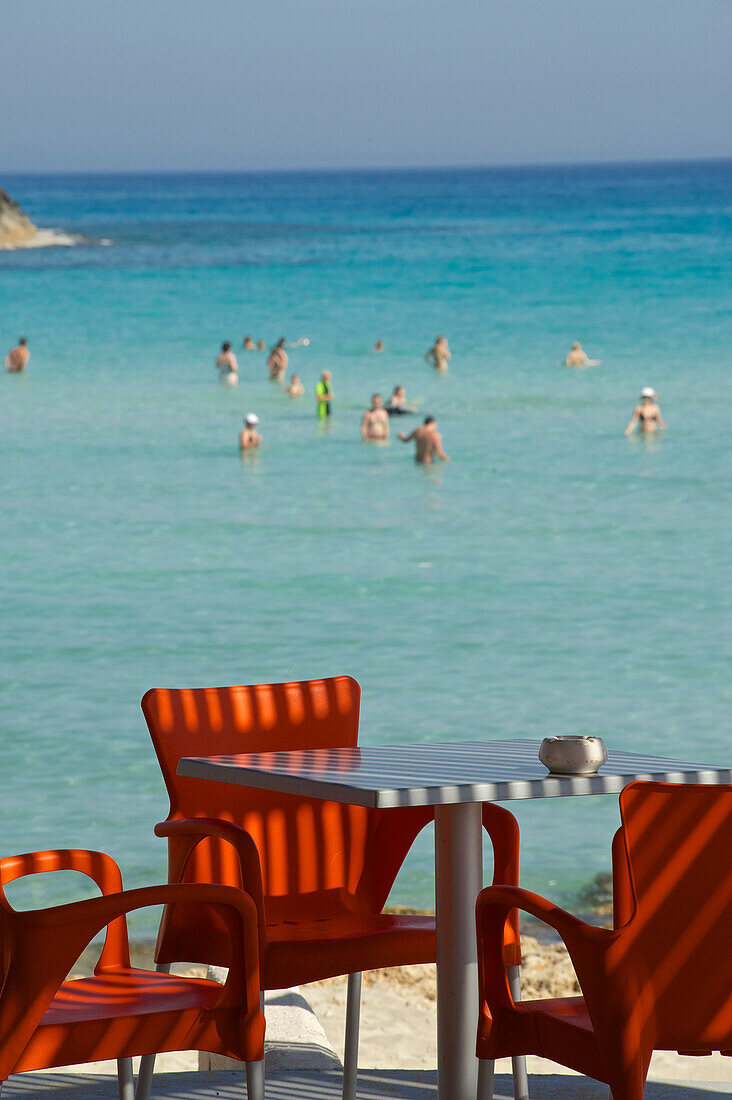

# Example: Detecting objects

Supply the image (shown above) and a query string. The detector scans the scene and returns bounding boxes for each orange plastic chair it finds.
[475,781,732,1100]
[0,848,265,1100]
[138,676,526,1100]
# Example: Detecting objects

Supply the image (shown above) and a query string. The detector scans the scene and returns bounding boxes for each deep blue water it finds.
[1,162,730,932]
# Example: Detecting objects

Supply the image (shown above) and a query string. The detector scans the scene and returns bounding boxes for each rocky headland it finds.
[0,187,38,247]
[0,186,79,249]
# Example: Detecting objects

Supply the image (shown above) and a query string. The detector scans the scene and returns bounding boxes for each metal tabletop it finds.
[177,738,732,807]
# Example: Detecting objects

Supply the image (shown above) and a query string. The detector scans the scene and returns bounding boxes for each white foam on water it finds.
[0,227,111,250]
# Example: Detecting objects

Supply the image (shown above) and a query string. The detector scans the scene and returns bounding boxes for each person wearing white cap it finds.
[239,413,262,451]
[624,388,666,436]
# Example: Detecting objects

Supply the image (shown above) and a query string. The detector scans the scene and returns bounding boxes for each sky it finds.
[3,0,732,172]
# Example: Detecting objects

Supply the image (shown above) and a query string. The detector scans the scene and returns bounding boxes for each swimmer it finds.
[257,339,266,350]
[425,335,451,372]
[374,340,384,353]
[316,370,334,418]
[285,373,304,396]
[399,417,449,464]
[239,413,262,450]
[243,335,256,350]
[361,394,390,442]
[5,337,30,373]
[216,341,238,385]
[387,385,417,415]
[624,388,667,435]
[268,338,288,381]
[565,341,601,368]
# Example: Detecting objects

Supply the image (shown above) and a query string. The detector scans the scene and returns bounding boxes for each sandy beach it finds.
[304,941,732,1084]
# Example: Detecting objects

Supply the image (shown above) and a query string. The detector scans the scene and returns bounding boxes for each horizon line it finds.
[3,153,732,178]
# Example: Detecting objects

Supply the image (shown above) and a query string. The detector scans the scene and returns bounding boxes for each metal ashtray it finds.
[539,735,608,776]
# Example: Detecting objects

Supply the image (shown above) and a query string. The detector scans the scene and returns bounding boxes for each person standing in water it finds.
[285,373,304,396]
[399,417,449,463]
[239,413,262,450]
[425,335,451,372]
[242,335,256,350]
[388,385,407,408]
[316,370,334,419]
[565,341,601,367]
[5,337,30,372]
[216,342,238,385]
[374,340,384,353]
[361,394,389,442]
[387,385,418,414]
[268,338,288,381]
[625,388,667,435]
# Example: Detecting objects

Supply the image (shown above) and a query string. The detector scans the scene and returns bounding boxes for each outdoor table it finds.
[178,738,732,1100]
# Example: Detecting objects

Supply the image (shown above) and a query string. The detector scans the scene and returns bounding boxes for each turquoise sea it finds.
[1,162,730,933]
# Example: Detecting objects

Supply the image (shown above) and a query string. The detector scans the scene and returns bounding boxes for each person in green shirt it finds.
[316,370,333,418]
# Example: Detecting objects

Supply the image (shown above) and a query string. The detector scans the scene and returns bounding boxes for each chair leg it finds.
[246,1058,266,1100]
[135,1054,155,1100]
[117,1057,135,1100]
[507,964,529,1100]
[342,971,362,1100]
[136,962,171,1100]
[477,1059,495,1100]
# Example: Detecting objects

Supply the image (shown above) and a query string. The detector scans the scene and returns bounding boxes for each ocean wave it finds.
[0,228,111,250]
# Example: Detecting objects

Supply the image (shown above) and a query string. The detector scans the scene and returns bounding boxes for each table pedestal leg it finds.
[435,801,483,1100]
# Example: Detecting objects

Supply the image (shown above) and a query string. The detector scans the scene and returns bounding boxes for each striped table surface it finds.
[177,739,732,809]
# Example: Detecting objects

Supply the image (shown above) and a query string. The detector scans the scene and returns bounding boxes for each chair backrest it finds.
[143,677,386,914]
[617,781,732,1049]
[0,849,130,984]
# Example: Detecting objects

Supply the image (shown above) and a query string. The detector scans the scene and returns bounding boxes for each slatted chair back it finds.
[142,677,433,964]
[617,781,732,1052]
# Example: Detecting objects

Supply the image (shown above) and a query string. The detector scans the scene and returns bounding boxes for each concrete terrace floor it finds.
[3,1071,732,1100]
[4,987,731,1099]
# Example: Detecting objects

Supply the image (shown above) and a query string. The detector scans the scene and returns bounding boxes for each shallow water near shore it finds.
[1,163,730,937]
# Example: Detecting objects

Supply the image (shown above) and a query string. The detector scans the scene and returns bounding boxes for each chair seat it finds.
[480,995,605,1082]
[42,969,222,1025]
[264,912,437,988]
[13,969,252,1075]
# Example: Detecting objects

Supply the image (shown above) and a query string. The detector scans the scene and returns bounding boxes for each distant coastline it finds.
[1,154,730,180]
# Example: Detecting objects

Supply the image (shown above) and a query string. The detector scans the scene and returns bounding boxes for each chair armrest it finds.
[40,884,259,1007]
[155,818,266,952]
[477,885,607,943]
[21,883,260,997]
[476,885,612,1012]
